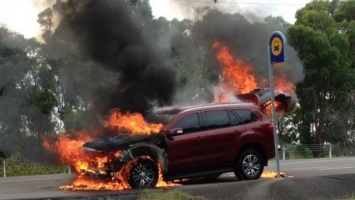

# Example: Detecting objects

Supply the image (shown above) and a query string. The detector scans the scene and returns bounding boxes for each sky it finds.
[0,0,311,39]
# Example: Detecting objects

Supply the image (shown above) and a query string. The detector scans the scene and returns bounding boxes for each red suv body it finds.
[82,102,275,189]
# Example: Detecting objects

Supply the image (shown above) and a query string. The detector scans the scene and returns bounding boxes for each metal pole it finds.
[282,144,286,161]
[3,159,6,178]
[268,45,281,178]
[329,144,332,158]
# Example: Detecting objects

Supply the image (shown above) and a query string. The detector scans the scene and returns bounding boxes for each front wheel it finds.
[234,149,264,180]
[126,157,159,189]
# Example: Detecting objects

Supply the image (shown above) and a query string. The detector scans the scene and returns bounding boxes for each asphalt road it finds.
[0,157,354,200]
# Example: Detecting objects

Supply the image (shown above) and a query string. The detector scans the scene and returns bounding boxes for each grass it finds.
[138,190,207,200]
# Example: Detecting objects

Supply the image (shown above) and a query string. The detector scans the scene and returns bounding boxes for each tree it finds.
[0,25,58,161]
[288,0,355,148]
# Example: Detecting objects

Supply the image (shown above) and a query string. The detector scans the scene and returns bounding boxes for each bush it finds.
[0,152,66,176]
[286,145,314,159]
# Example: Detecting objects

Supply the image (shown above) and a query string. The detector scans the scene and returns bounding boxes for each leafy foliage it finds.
[0,152,66,176]
[287,0,355,146]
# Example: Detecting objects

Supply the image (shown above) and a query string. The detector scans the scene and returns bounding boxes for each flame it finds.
[43,131,94,172]
[261,170,278,178]
[44,109,172,191]
[261,170,288,178]
[58,156,177,191]
[274,74,295,92]
[263,101,285,117]
[213,40,296,102]
[59,174,127,190]
[213,40,258,94]
[104,108,163,134]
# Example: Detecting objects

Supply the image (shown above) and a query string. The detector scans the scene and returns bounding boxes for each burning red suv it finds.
[82,101,276,189]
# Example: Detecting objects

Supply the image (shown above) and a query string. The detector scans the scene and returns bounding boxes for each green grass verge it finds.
[139,190,207,200]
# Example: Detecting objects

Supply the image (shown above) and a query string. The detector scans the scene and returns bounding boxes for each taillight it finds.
[268,124,274,133]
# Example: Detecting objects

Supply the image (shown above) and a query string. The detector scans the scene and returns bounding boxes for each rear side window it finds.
[171,113,201,133]
[203,110,231,130]
[228,110,244,126]
[233,109,259,124]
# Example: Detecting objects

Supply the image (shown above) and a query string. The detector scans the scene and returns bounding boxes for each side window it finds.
[171,113,201,134]
[203,110,230,130]
[228,110,243,126]
[233,109,259,124]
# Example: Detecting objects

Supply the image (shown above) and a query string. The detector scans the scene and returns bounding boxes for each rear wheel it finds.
[234,149,264,180]
[126,157,159,189]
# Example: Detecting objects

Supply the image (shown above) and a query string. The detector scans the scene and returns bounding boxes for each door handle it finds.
[195,137,204,142]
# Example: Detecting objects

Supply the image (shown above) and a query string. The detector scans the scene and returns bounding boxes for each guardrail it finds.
[1,144,354,177]
[280,144,355,160]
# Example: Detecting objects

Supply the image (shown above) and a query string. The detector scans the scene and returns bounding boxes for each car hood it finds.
[82,133,156,152]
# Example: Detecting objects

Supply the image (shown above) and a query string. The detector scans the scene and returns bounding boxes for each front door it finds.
[165,112,207,173]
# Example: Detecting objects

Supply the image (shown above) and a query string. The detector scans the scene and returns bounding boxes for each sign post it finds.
[268,31,286,178]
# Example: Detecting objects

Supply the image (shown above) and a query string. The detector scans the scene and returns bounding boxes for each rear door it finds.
[202,109,246,167]
[165,112,207,173]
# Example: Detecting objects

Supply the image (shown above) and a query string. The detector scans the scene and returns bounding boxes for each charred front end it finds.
[80,133,167,180]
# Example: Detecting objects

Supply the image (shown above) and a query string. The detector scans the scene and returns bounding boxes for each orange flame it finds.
[44,109,171,191]
[261,170,289,178]
[274,74,295,92]
[59,174,127,190]
[104,108,163,134]
[58,156,177,191]
[213,40,258,94]
[263,101,285,117]
[261,170,278,178]
[213,40,296,101]
[43,131,93,172]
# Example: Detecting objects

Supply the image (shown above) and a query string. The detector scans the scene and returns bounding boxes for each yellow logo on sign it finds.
[271,37,282,56]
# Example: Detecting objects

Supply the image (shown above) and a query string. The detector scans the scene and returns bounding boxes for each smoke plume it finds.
[46,0,177,115]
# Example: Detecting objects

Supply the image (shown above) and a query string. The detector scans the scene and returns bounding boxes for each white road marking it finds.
[319,167,354,171]
[294,166,326,170]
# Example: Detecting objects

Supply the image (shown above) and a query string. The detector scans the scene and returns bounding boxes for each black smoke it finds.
[47,0,177,116]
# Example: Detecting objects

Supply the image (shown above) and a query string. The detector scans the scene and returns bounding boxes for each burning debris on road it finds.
[261,170,290,179]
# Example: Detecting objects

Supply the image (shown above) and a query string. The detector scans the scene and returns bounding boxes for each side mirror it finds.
[166,128,183,137]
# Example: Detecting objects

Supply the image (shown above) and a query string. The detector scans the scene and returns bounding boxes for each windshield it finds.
[144,113,178,126]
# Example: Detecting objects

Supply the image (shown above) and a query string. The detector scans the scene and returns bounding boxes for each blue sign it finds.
[268,31,286,67]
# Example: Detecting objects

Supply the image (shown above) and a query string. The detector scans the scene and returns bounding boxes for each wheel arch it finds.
[237,142,268,166]
[120,143,167,172]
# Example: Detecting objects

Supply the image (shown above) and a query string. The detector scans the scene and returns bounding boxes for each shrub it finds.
[0,152,66,176]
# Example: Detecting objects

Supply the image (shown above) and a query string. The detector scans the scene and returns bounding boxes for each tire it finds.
[234,149,264,180]
[126,157,159,189]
